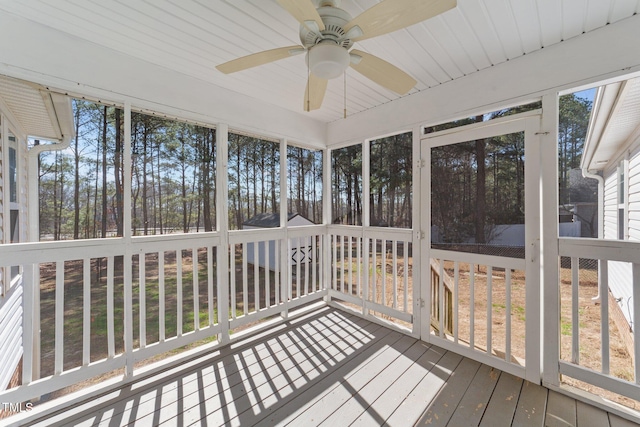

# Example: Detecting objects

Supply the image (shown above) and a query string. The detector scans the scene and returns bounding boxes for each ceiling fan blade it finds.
[216,46,304,74]
[304,73,328,111]
[349,49,416,95]
[277,0,325,31]
[345,0,456,41]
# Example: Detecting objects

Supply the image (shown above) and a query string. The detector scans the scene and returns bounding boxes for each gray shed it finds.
[243,213,314,271]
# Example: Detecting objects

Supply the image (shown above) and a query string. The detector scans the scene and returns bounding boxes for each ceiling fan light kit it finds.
[307,43,351,79]
[216,0,457,112]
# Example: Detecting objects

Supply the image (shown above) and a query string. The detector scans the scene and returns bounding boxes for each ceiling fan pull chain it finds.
[344,71,347,119]
[307,53,311,112]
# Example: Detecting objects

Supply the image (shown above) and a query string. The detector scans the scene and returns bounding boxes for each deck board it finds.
[478,372,523,426]
[577,400,611,427]
[545,389,578,427]
[446,364,501,426]
[512,380,548,427]
[22,307,637,427]
[413,355,480,426]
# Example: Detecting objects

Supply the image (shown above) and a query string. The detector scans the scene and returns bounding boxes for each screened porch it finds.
[1,0,640,426]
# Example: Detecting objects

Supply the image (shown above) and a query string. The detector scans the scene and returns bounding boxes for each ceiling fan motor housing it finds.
[300,5,354,49]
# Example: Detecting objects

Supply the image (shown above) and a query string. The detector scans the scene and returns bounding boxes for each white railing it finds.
[556,237,640,402]
[429,249,528,379]
[228,226,326,330]
[327,226,414,328]
[0,225,327,403]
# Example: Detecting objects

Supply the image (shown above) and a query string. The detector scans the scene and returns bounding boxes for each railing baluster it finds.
[208,247,214,325]
[305,236,310,296]
[340,235,345,293]
[438,260,444,338]
[177,250,183,336]
[571,257,580,364]
[470,263,475,350]
[296,237,301,298]
[356,236,361,298]
[83,258,91,366]
[22,264,34,385]
[392,240,398,309]
[265,240,270,307]
[55,261,64,375]
[107,257,115,358]
[333,234,337,291]
[506,268,512,363]
[372,238,377,303]
[487,266,493,356]
[242,244,248,315]
[275,240,280,304]
[312,236,318,293]
[254,243,259,311]
[600,260,609,375]
[454,261,459,343]
[159,252,165,341]
[363,237,369,315]
[140,253,146,349]
[382,239,387,306]
[193,248,199,330]
[348,236,353,296]
[230,244,236,320]
[403,243,408,313]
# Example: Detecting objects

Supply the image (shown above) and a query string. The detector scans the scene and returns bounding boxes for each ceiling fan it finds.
[216,0,457,112]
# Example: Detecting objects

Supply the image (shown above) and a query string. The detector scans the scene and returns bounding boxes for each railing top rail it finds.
[559,237,640,263]
[430,248,526,270]
[326,225,413,240]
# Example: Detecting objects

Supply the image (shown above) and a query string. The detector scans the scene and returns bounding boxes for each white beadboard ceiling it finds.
[0,0,638,123]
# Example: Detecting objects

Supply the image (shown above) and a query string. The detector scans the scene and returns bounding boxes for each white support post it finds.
[323,148,331,302]
[1,114,8,296]
[420,130,432,340]
[362,138,370,315]
[123,101,134,377]
[540,93,560,386]
[412,125,422,338]
[280,138,289,318]
[633,263,640,384]
[524,114,543,384]
[216,124,230,344]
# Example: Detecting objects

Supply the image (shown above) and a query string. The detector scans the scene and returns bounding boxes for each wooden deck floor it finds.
[24,306,639,427]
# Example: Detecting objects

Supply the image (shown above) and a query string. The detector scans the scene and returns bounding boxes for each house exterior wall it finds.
[0,125,29,391]
[601,138,640,330]
[629,144,640,241]
[0,285,23,391]
[603,171,618,240]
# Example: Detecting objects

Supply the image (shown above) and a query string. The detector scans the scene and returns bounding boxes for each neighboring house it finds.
[0,75,74,391]
[582,76,640,334]
[243,212,315,271]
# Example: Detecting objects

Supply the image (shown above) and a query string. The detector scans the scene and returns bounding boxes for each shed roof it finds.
[243,212,307,228]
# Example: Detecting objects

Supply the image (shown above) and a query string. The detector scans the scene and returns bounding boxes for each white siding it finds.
[0,284,22,390]
[603,171,618,240]
[0,138,3,246]
[629,145,640,241]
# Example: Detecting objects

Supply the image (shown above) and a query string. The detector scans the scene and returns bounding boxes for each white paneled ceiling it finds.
[0,0,638,123]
